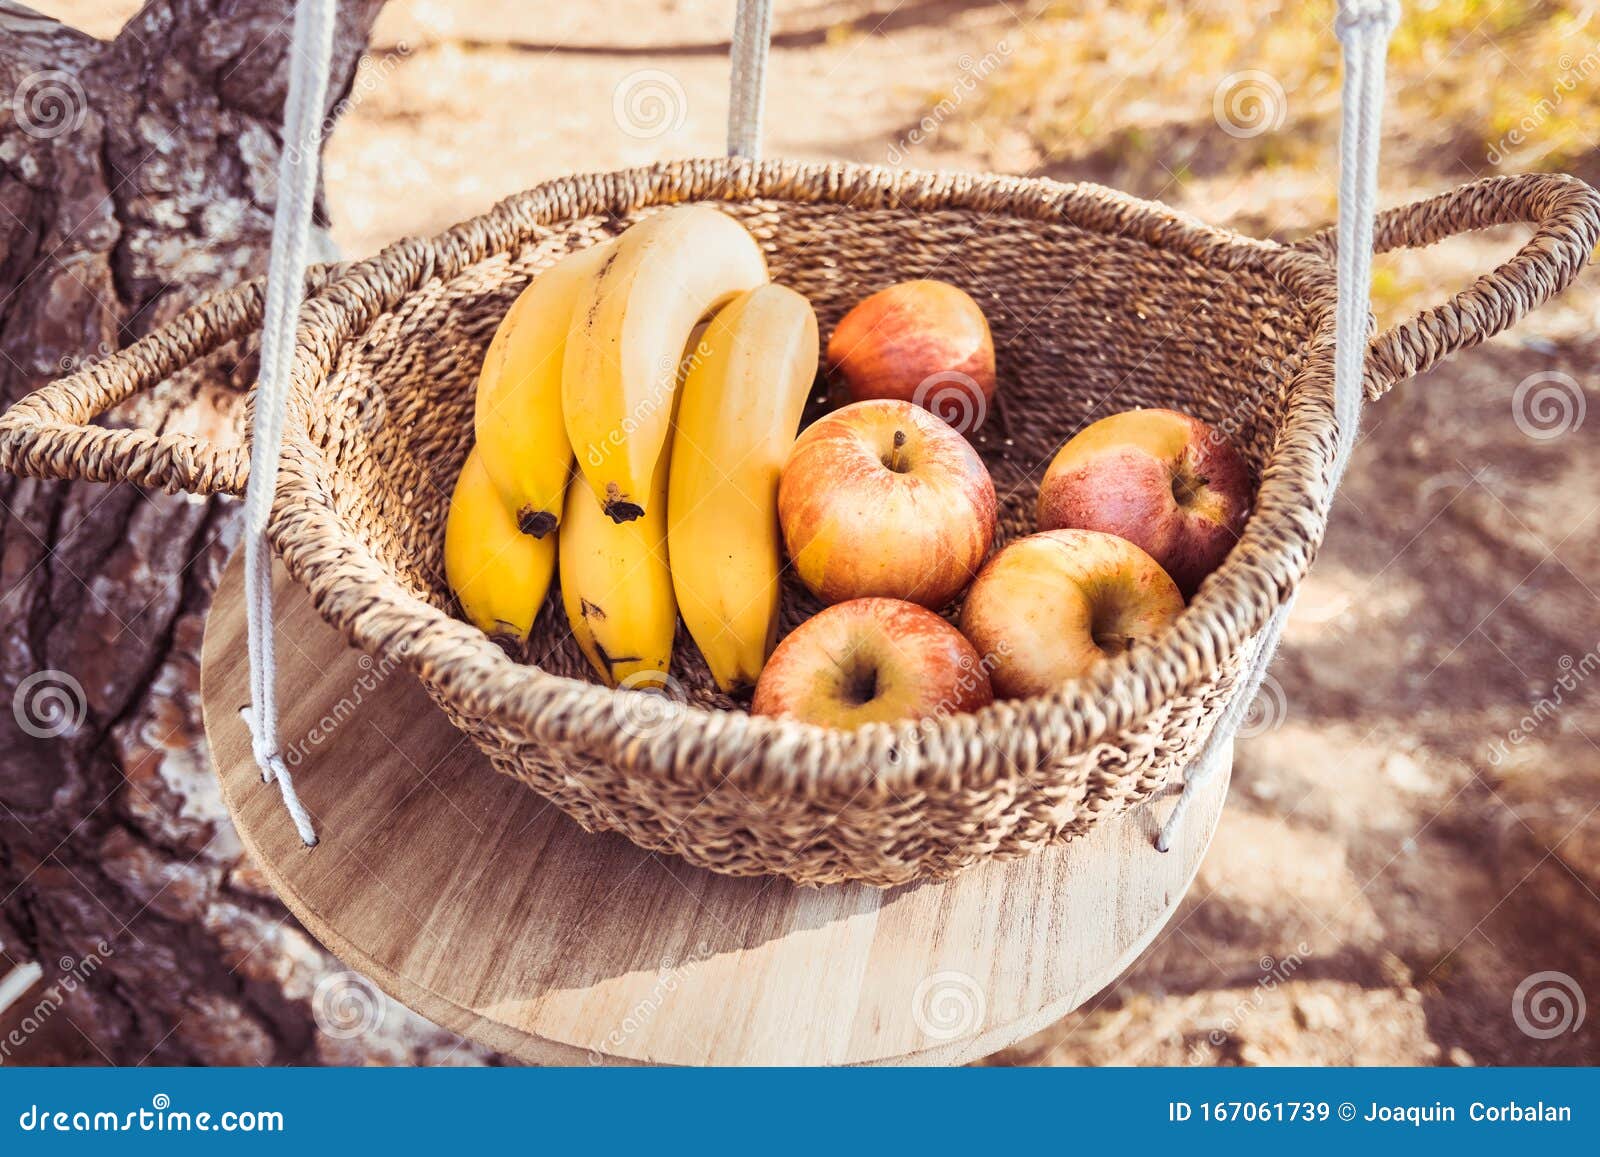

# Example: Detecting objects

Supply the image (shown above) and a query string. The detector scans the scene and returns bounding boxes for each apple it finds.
[958,529,1184,699]
[1035,408,1252,598]
[751,598,993,727]
[778,398,996,609]
[826,280,996,433]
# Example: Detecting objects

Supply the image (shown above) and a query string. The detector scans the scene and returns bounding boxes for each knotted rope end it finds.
[240,704,320,848]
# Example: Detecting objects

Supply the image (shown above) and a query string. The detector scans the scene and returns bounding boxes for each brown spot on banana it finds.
[603,482,644,523]
[518,507,558,538]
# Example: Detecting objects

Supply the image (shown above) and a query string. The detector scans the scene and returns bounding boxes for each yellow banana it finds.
[474,239,615,538]
[668,285,819,693]
[562,205,768,522]
[559,447,675,689]
[445,447,556,650]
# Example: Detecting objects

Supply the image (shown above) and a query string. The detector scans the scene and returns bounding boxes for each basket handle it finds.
[0,270,330,498]
[1295,172,1600,398]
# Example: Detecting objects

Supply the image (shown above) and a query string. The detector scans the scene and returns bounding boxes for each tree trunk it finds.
[0,0,480,1065]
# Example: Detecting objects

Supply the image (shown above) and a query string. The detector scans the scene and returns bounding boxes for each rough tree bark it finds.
[0,0,479,1064]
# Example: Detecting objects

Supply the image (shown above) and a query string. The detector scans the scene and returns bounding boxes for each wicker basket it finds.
[3,160,1595,886]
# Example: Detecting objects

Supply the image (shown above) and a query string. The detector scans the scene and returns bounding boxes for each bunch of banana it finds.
[445,448,556,651]
[447,204,815,695]
[563,204,768,523]
[474,239,615,538]
[668,285,819,692]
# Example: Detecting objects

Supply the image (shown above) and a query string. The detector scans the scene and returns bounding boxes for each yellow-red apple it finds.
[1036,408,1251,598]
[959,529,1184,699]
[751,598,993,727]
[778,399,996,609]
[826,280,996,433]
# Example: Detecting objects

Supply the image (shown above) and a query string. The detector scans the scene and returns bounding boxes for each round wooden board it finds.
[200,549,1229,1066]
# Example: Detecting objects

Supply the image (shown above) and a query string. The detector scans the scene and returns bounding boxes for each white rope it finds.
[727,0,773,158]
[243,0,339,848]
[1158,0,1400,852]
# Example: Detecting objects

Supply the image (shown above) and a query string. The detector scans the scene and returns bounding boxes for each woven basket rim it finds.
[268,157,1347,799]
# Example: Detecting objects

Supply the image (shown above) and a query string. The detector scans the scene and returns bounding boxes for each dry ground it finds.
[22,0,1600,1065]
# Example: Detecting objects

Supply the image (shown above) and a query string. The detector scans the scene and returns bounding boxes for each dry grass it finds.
[960,0,1597,195]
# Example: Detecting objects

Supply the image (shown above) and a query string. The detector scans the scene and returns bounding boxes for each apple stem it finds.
[885,429,909,474]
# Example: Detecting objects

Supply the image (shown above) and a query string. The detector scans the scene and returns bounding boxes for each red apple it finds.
[751,598,993,727]
[959,529,1184,699]
[826,280,996,433]
[1035,408,1252,598]
[778,399,996,609]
